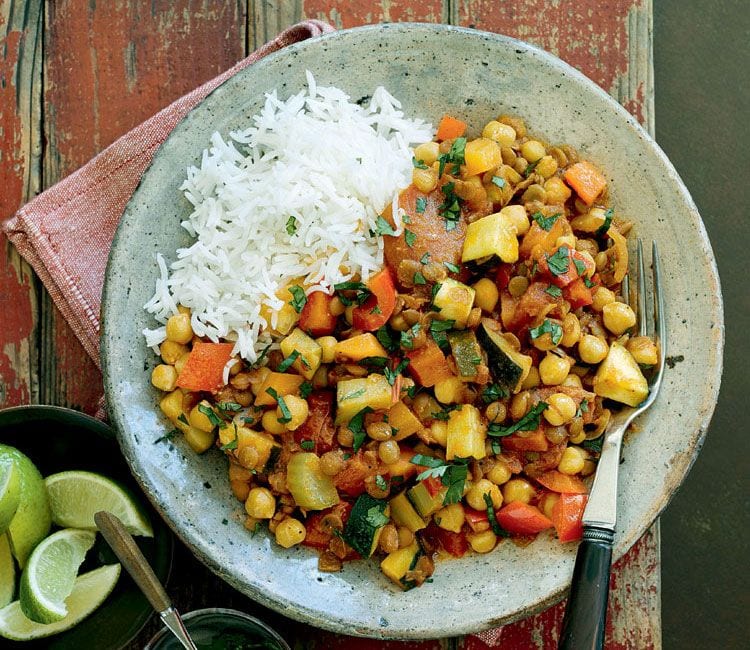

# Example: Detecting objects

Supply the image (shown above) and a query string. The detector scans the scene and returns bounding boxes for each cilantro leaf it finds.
[545,285,563,298]
[286,215,298,235]
[358,356,388,369]
[300,440,315,451]
[546,246,570,276]
[266,387,292,424]
[400,323,421,350]
[491,175,506,188]
[384,358,409,386]
[573,258,587,276]
[413,271,427,285]
[439,182,462,231]
[420,252,431,264]
[288,285,307,313]
[349,407,373,452]
[429,319,455,333]
[487,401,548,437]
[375,474,388,491]
[416,197,427,214]
[483,493,508,537]
[277,350,300,373]
[154,429,179,445]
[376,326,398,353]
[582,436,604,454]
[374,215,396,236]
[532,211,560,232]
[220,437,239,451]
[198,404,222,427]
[299,381,313,399]
[365,505,390,529]
[410,454,444,469]
[443,261,460,274]
[412,157,429,169]
[481,383,508,403]
[404,229,417,248]
[596,208,614,236]
[529,319,563,346]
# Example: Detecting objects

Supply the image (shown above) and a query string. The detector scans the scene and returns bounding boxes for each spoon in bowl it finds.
[94,511,197,650]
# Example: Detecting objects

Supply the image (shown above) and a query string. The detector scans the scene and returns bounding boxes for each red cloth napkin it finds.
[2,20,334,368]
[1,19,512,647]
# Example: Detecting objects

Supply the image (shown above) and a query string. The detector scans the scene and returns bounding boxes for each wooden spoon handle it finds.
[94,510,172,613]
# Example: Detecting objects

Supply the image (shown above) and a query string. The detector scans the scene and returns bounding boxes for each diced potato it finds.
[334,333,388,362]
[432,279,476,329]
[280,327,322,380]
[464,138,503,176]
[592,341,649,407]
[236,427,280,469]
[183,427,215,454]
[335,374,393,424]
[462,212,519,264]
[380,542,420,586]
[388,401,425,441]
[446,404,486,460]
[254,372,305,406]
[286,452,340,510]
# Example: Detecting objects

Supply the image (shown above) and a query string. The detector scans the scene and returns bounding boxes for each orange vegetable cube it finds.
[463,138,503,176]
[563,161,607,205]
[175,342,235,392]
[436,115,467,141]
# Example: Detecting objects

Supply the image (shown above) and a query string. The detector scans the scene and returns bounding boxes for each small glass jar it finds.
[145,608,290,650]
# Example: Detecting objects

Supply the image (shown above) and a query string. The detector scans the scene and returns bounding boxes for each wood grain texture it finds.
[0,0,42,408]
[40,0,247,414]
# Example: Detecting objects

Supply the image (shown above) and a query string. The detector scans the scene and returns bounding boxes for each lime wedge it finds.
[0,563,121,641]
[0,462,21,534]
[19,529,96,624]
[45,471,153,538]
[0,445,51,567]
[0,535,15,608]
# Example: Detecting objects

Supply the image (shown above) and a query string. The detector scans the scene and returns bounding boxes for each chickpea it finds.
[160,340,188,365]
[498,114,526,139]
[366,421,393,441]
[544,393,578,426]
[245,487,276,519]
[329,296,346,316]
[397,526,414,548]
[465,479,503,511]
[544,176,572,205]
[502,478,536,505]
[262,409,288,435]
[485,401,507,424]
[602,302,637,335]
[165,312,193,344]
[379,523,399,554]
[535,155,558,178]
[230,480,251,502]
[521,140,546,163]
[435,503,465,533]
[539,353,570,386]
[558,446,586,475]
[591,286,616,312]
[378,440,401,465]
[412,167,438,193]
[538,492,560,520]
[320,450,345,476]
[473,278,499,312]
[279,395,309,431]
[412,393,440,423]
[414,141,440,165]
[482,120,516,147]
[513,157,529,175]
[561,313,581,347]
[389,313,409,332]
[595,251,609,272]
[487,461,512,486]
[581,459,598,476]
[275,518,306,548]
[522,184,547,204]
[317,336,337,363]
[509,391,531,421]
[312,365,328,389]
[151,364,177,392]
[627,336,659,366]
[545,424,568,445]
[578,335,608,364]
[562,373,583,388]
[467,529,497,554]
[336,425,354,447]
[508,276,529,298]
[174,352,191,376]
[521,366,541,389]
[159,389,184,422]
[237,445,260,470]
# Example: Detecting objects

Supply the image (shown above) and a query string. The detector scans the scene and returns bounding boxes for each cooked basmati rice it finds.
[143,72,432,362]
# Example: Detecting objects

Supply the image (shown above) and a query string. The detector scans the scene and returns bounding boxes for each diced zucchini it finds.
[593,341,649,407]
[236,427,280,469]
[380,541,420,587]
[343,493,390,558]
[388,401,425,441]
[476,319,532,393]
[432,279,476,329]
[446,404,486,460]
[389,493,427,532]
[286,452,340,510]
[334,333,388,362]
[461,211,519,263]
[448,330,483,379]
[335,374,393,424]
[407,481,446,517]
[279,328,322,380]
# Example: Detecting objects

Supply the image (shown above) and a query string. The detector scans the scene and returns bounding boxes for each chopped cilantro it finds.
[546,246,570,276]
[404,229,417,248]
[358,356,388,369]
[400,323,421,350]
[483,493,508,537]
[437,137,466,177]
[334,281,368,291]
[371,304,382,315]
[524,159,540,177]
[582,436,604,454]
[154,429,178,445]
[288,285,307,313]
[529,319,563,346]
[365,505,390,529]
[216,402,242,414]
[375,474,388,491]
[413,271,427,285]
[443,261,460,274]
[416,197,427,213]
[491,175,506,188]
[300,440,315,451]
[429,319,455,332]
[299,381,313,399]
[286,215,298,235]
[374,215,396,236]
[420,252,431,264]
[265,387,292,424]
[349,407,373,452]
[177,413,189,425]
[481,384,508,403]
[596,208,614,236]
[220,437,238,451]
[376,326,398,353]
[439,182,462,231]
[573,258,587,276]
[532,211,560,232]
[412,455,469,505]
[584,277,595,288]
[384,358,409,386]
[277,350,300,373]
[412,157,429,169]
[545,285,562,298]
[488,401,548,437]
[198,404,221,427]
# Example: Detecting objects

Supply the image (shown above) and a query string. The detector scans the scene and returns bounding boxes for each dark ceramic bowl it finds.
[0,405,173,649]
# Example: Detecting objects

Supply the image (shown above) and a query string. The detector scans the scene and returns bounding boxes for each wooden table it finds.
[1,1,660,647]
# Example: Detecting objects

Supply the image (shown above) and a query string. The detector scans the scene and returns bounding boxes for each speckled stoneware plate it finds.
[101,24,723,639]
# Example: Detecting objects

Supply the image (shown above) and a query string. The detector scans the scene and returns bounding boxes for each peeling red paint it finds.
[303,0,443,28]
[1,29,25,219]
[311,635,441,649]
[622,81,646,124]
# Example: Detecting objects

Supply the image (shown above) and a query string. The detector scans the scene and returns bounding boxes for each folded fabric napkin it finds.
[1,19,517,647]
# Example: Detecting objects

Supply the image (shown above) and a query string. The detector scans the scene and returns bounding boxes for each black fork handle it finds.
[558,527,615,650]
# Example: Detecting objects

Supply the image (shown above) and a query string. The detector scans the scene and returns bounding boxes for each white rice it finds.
[143,72,432,362]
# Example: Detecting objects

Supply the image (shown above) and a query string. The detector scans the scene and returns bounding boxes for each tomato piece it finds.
[423,522,469,558]
[422,476,443,498]
[501,424,549,452]
[302,502,353,550]
[496,501,553,535]
[508,281,559,331]
[551,494,588,542]
[333,451,379,497]
[535,470,588,495]
[496,263,513,290]
[175,341,235,392]
[352,268,397,331]
[463,507,489,533]
[294,391,336,454]
[436,115,467,141]
[405,340,454,387]
[563,278,593,309]
[298,291,337,336]
[539,248,596,288]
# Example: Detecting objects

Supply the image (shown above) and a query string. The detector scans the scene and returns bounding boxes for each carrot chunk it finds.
[563,161,607,205]
[175,341,235,392]
[436,115,467,141]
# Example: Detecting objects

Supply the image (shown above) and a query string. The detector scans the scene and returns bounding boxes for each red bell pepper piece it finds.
[423,522,469,558]
[175,341,234,392]
[352,268,396,331]
[539,247,596,288]
[535,470,588,495]
[422,476,443,498]
[563,278,593,309]
[496,263,514,290]
[302,501,353,550]
[298,291,337,336]
[501,424,549,452]
[496,501,553,535]
[551,494,588,542]
[405,340,454,387]
[463,507,490,533]
[294,391,336,454]
[333,451,379,497]
[508,281,559,331]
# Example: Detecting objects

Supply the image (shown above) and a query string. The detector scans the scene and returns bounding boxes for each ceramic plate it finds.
[101,24,723,639]
[0,405,173,649]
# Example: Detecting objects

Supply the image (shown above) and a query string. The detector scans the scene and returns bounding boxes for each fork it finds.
[558,240,666,650]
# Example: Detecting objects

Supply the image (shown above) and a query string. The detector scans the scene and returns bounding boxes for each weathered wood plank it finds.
[0,0,42,408]
[40,0,247,414]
